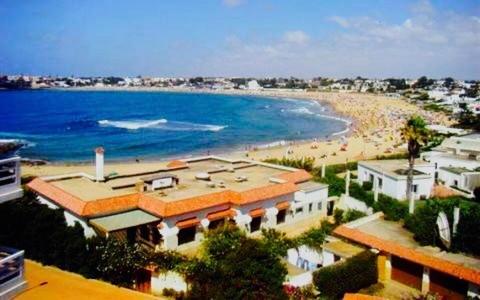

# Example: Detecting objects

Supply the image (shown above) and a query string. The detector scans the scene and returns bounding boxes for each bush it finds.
[313,251,378,299]
[474,187,480,203]
[263,157,315,172]
[372,195,408,221]
[343,209,367,223]
[404,197,480,255]
[333,208,345,225]
[362,181,373,191]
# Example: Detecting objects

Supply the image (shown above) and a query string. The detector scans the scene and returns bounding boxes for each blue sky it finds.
[0,0,479,78]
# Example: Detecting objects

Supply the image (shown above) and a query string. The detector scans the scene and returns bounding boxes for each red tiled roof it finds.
[207,209,236,221]
[27,178,88,215]
[277,169,312,183]
[276,201,290,210]
[334,225,480,285]
[166,160,188,169]
[27,168,304,219]
[249,208,266,217]
[176,217,200,229]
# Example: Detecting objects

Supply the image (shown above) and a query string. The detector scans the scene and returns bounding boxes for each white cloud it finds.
[222,0,244,7]
[329,16,350,28]
[196,0,480,79]
[283,30,310,45]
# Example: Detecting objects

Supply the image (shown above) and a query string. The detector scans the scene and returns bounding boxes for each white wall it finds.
[358,165,434,201]
[151,271,187,296]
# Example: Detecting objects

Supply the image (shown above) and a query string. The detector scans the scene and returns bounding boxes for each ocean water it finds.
[0,90,348,162]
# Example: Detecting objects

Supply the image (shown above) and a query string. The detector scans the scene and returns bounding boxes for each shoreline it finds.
[11,87,452,175]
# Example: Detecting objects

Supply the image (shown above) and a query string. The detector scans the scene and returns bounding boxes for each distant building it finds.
[247,80,262,90]
[28,151,333,251]
[357,160,435,201]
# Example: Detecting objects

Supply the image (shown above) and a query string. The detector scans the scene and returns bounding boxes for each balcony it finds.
[0,246,27,299]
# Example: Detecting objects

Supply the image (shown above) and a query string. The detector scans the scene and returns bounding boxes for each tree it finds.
[401,116,429,214]
[188,225,288,299]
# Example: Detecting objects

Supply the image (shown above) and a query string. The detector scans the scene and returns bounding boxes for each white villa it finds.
[357,160,435,201]
[422,133,480,195]
[28,149,333,251]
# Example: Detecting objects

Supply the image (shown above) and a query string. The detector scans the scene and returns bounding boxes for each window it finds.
[178,226,196,245]
[453,180,458,187]
[250,216,262,232]
[308,203,313,212]
[295,207,303,214]
[317,202,322,211]
[208,219,225,230]
[413,185,418,193]
[378,178,383,189]
[369,174,374,182]
[276,209,286,224]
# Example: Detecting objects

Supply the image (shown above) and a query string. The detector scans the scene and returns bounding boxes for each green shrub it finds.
[263,156,315,172]
[333,208,345,225]
[404,197,480,255]
[362,181,373,191]
[343,209,367,223]
[313,251,378,299]
[372,195,408,221]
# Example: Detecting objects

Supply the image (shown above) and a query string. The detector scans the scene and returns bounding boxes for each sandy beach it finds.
[22,88,451,177]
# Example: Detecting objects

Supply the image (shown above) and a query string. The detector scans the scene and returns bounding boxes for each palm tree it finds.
[401,115,429,214]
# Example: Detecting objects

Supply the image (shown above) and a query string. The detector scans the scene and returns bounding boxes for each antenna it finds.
[436,211,451,249]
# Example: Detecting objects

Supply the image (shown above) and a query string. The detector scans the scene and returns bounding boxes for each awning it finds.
[89,210,160,232]
[207,209,236,221]
[276,201,290,210]
[176,217,200,229]
[249,208,265,218]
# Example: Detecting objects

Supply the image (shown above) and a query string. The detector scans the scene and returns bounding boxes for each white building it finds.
[247,80,262,90]
[357,160,435,201]
[422,134,480,194]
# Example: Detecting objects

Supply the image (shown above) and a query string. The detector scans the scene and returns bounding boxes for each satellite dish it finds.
[436,211,451,249]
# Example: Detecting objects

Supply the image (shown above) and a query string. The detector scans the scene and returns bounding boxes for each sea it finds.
[0,89,349,162]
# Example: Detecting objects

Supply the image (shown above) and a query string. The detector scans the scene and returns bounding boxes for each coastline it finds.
[15,86,452,176]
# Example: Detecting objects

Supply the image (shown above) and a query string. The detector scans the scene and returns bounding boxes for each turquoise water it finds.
[0,90,348,162]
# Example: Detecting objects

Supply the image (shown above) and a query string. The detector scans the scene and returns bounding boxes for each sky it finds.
[0,0,479,79]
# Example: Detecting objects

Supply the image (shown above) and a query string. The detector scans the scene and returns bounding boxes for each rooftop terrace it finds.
[359,160,433,180]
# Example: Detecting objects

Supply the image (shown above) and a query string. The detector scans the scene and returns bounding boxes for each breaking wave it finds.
[98,119,227,132]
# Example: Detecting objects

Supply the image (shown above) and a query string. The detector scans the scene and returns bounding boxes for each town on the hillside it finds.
[2,75,480,116]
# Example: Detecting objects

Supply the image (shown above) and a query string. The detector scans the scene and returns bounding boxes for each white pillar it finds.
[321,164,326,178]
[94,147,105,182]
[200,218,210,230]
[422,267,430,294]
[234,213,252,232]
[385,254,392,281]
[345,170,350,196]
[159,225,179,250]
[265,207,279,228]
[374,177,379,202]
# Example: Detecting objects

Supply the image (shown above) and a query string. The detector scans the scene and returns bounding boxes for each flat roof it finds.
[322,239,365,258]
[440,166,475,175]
[334,213,480,285]
[358,160,432,180]
[28,156,311,218]
[89,210,160,232]
[297,181,328,192]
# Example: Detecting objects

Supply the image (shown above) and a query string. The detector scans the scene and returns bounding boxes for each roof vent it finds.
[235,175,248,182]
[195,172,211,181]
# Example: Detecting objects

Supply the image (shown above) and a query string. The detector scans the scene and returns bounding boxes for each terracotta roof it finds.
[344,294,384,300]
[27,178,88,215]
[166,160,188,169]
[277,169,312,183]
[334,225,480,285]
[276,201,290,210]
[28,169,303,219]
[236,182,297,205]
[176,217,200,229]
[207,209,236,221]
[249,207,266,217]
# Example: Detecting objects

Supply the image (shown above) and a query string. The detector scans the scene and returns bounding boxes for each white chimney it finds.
[95,147,105,182]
